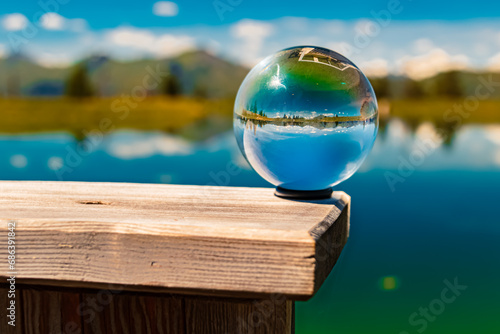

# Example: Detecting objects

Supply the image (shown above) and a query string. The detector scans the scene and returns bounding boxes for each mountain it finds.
[0,54,68,96]
[2,51,499,99]
[0,50,249,98]
[369,71,500,99]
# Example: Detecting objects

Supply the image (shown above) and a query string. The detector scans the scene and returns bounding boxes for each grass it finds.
[390,98,500,127]
[1,97,499,139]
[0,97,234,139]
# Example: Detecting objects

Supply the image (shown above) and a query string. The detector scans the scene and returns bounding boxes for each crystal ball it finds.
[234,46,379,191]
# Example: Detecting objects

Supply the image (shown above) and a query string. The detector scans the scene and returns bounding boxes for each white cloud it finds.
[10,154,27,168]
[106,133,193,159]
[153,1,179,17]
[327,41,355,58]
[398,49,469,80]
[359,58,388,78]
[4,17,500,75]
[415,122,443,149]
[484,125,500,146]
[231,19,274,66]
[154,34,195,57]
[34,53,73,68]
[412,38,434,54]
[39,13,88,32]
[204,39,221,55]
[40,13,65,30]
[106,26,195,58]
[232,19,273,41]
[107,27,156,49]
[487,52,500,72]
[364,123,500,171]
[48,156,64,170]
[2,13,28,31]
[386,119,410,142]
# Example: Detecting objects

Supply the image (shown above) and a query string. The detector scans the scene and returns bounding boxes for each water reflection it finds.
[234,116,377,190]
[235,112,378,132]
[364,120,500,171]
[1,120,498,334]
[0,120,499,184]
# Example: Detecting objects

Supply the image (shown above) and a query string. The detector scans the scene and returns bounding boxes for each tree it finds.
[162,74,182,97]
[65,64,94,98]
[404,78,425,98]
[434,71,463,98]
[369,77,390,99]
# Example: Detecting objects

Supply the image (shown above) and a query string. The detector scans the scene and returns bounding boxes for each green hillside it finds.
[0,51,249,99]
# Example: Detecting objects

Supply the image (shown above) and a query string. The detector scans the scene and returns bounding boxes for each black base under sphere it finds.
[274,186,333,200]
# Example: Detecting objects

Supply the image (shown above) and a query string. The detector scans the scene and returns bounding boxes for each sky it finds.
[1,0,500,78]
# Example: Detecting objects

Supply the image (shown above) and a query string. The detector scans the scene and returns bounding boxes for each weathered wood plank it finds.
[5,285,292,334]
[60,291,83,334]
[311,204,350,294]
[0,286,23,334]
[0,181,349,299]
[184,296,293,334]
[22,287,63,334]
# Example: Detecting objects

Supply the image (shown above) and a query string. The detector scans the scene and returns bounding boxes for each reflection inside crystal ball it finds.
[234,46,379,191]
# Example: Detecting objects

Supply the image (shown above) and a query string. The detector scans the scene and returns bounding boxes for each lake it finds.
[2,119,499,333]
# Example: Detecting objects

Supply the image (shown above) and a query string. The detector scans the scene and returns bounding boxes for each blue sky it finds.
[3,0,500,27]
[1,0,500,78]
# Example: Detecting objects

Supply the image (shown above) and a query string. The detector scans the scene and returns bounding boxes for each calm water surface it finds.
[2,119,499,333]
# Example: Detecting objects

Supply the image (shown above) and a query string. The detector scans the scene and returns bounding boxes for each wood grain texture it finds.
[1,285,293,334]
[0,181,350,299]
[184,296,292,334]
[22,288,62,334]
[0,285,23,334]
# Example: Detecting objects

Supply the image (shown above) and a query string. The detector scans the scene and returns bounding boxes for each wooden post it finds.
[0,181,350,334]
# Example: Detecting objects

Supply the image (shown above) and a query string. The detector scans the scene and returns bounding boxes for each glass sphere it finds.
[234,46,378,191]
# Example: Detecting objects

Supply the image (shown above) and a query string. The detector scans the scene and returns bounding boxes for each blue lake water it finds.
[2,119,500,333]
[234,119,377,190]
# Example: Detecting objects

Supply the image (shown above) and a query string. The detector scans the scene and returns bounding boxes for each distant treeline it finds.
[2,52,500,100]
[369,71,500,99]
[64,63,192,99]
[0,51,249,99]
[49,68,500,100]
[63,65,500,100]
